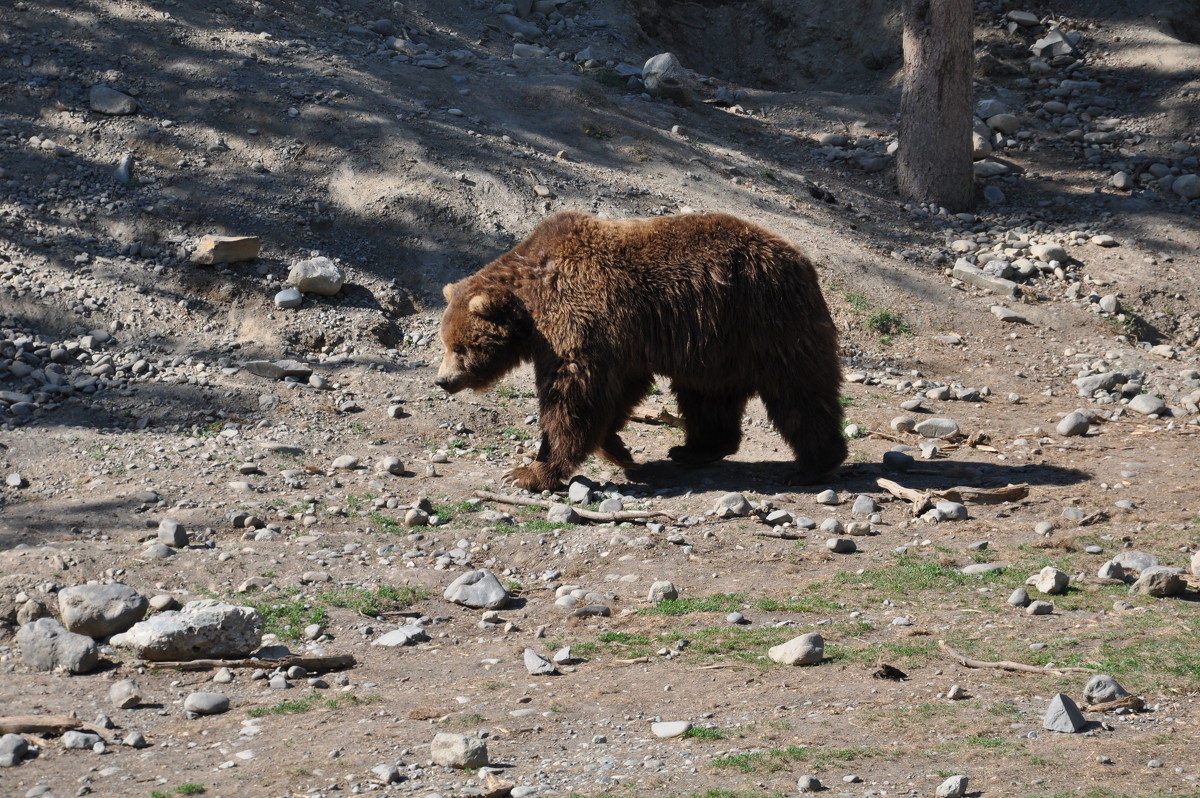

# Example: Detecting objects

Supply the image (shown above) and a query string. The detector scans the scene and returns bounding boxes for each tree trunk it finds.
[897,0,974,212]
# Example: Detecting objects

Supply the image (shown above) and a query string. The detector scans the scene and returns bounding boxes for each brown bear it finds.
[436,211,846,492]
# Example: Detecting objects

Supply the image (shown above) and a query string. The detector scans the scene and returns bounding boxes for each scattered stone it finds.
[275,288,303,309]
[714,492,752,517]
[443,569,510,609]
[183,692,230,716]
[288,256,345,296]
[1031,242,1068,262]
[1008,587,1030,607]
[650,720,692,738]
[767,632,824,665]
[826,537,856,554]
[0,733,29,767]
[190,235,261,265]
[377,456,404,475]
[58,582,148,638]
[1026,600,1054,615]
[1130,566,1186,597]
[1056,411,1090,437]
[108,679,142,709]
[112,600,263,661]
[851,494,877,515]
[158,518,189,547]
[89,85,138,115]
[430,732,488,768]
[244,359,314,381]
[935,774,969,798]
[952,259,1017,295]
[1112,550,1158,574]
[1173,173,1200,199]
[1035,566,1070,595]
[331,455,360,470]
[935,500,968,521]
[797,774,822,793]
[647,580,678,604]
[16,617,99,673]
[1097,560,1125,580]
[1043,693,1086,733]
[914,417,959,438]
[991,305,1027,323]
[1127,394,1166,416]
[816,489,840,505]
[62,730,103,749]
[546,503,580,524]
[372,764,402,784]
[1083,674,1130,705]
[642,52,692,105]
[523,647,558,675]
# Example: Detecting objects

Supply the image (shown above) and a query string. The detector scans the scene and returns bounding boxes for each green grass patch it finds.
[868,309,912,337]
[244,595,328,641]
[751,595,842,614]
[683,726,727,741]
[712,745,887,774]
[318,585,426,616]
[247,693,381,718]
[367,511,402,534]
[641,592,746,616]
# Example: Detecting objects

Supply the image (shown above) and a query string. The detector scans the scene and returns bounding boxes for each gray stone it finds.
[1173,173,1200,200]
[1111,171,1134,190]
[797,774,822,793]
[826,537,856,554]
[1008,587,1030,607]
[377,456,404,475]
[552,646,574,664]
[274,288,303,309]
[1127,394,1166,416]
[642,53,692,105]
[816,489,840,505]
[1074,372,1126,395]
[158,518,189,547]
[882,450,914,472]
[331,455,359,470]
[567,478,595,504]
[851,494,877,515]
[62,730,103,749]
[935,500,968,521]
[1083,674,1130,705]
[1026,600,1054,615]
[123,731,148,748]
[714,492,752,517]
[1035,566,1070,595]
[914,417,959,438]
[16,617,99,673]
[523,647,558,675]
[1112,550,1158,574]
[547,503,580,524]
[112,600,263,661]
[1043,693,1086,733]
[288,256,344,296]
[993,305,1027,324]
[183,692,230,715]
[372,624,428,647]
[650,720,691,738]
[1097,560,1125,580]
[58,583,148,638]
[1007,10,1040,25]
[1056,411,1090,437]
[141,542,176,559]
[108,679,142,709]
[597,497,623,513]
[89,85,138,115]
[1098,294,1120,313]
[443,569,510,609]
[430,732,488,768]
[986,113,1020,135]
[983,185,1006,204]
[0,733,29,767]
[1031,242,1068,262]
[961,563,1004,575]
[952,259,1018,295]
[768,632,824,665]
[935,774,968,798]
[1130,566,1186,597]
[765,509,793,526]
[244,359,314,380]
[647,580,678,604]
[372,764,402,784]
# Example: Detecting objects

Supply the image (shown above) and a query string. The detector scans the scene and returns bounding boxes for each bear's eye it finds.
[453,345,466,356]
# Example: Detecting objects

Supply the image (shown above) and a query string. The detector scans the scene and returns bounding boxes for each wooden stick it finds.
[0,715,109,739]
[145,654,356,672]
[754,529,806,540]
[1085,695,1144,713]
[938,640,1092,675]
[473,491,673,522]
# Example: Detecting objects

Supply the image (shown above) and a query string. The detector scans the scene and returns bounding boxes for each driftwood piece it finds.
[1085,695,1145,713]
[0,715,110,739]
[939,640,1092,675]
[474,491,673,522]
[145,654,356,672]
[629,405,682,427]
[877,479,1030,516]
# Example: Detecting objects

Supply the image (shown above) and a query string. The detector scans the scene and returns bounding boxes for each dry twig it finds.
[938,640,1092,675]
[145,654,355,672]
[474,491,672,522]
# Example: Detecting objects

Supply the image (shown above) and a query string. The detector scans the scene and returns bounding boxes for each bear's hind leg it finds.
[668,387,748,467]
[597,375,652,470]
[760,384,846,485]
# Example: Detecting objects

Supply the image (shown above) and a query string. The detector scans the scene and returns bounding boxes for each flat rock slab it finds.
[244,360,314,380]
[650,720,692,738]
[953,259,1017,296]
[89,85,138,115]
[112,600,263,661]
[190,235,261,264]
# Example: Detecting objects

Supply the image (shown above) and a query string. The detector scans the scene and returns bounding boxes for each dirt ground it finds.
[1,1,1200,796]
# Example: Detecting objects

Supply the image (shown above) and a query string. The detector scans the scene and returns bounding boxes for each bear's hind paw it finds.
[502,466,561,493]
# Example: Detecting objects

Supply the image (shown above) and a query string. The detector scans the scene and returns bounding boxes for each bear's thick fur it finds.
[436,211,846,491]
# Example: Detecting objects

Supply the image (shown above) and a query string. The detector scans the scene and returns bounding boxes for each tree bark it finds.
[897,0,974,211]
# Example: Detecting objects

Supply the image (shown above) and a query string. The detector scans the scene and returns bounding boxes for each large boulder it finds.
[58,583,148,638]
[111,600,263,661]
[443,569,510,609]
[16,617,99,673]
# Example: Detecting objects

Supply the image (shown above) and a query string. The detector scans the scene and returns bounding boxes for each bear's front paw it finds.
[502,465,561,492]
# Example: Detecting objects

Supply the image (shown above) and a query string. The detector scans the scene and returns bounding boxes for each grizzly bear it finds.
[436,211,846,492]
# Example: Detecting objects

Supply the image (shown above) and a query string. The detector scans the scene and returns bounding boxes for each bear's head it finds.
[435,281,532,394]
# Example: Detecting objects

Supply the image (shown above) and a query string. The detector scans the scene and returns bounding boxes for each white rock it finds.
[650,720,691,738]
[767,632,824,665]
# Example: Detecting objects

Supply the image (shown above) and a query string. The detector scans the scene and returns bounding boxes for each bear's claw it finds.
[502,466,561,492]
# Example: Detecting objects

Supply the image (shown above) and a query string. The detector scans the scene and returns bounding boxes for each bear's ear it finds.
[467,293,493,316]
[442,282,457,303]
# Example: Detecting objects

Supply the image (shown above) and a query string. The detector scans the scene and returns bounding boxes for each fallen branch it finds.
[877,479,1029,516]
[1085,695,1144,713]
[938,640,1092,676]
[474,491,673,522]
[0,715,110,739]
[754,529,806,540]
[145,654,356,672]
